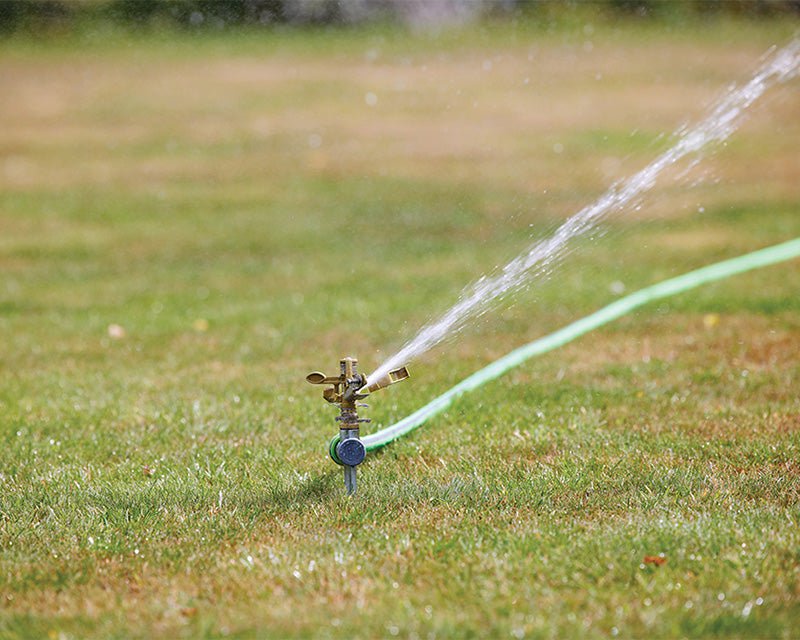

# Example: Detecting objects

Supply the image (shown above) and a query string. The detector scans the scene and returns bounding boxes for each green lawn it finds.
[1,16,799,639]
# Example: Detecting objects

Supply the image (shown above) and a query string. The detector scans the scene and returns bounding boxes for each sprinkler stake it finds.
[306,357,409,495]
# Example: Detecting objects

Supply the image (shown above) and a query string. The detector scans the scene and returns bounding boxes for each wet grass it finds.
[1,17,799,640]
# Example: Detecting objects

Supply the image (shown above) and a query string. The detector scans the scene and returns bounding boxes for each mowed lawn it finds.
[1,17,799,639]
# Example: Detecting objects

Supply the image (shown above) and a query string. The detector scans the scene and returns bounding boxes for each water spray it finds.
[367,36,800,386]
[306,357,409,494]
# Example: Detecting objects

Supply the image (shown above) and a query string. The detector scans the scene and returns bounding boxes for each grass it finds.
[1,16,799,639]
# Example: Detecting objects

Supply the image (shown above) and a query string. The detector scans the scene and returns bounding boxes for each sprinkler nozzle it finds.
[361,366,411,394]
[306,356,409,495]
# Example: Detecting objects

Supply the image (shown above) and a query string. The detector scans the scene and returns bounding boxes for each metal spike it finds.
[344,466,357,495]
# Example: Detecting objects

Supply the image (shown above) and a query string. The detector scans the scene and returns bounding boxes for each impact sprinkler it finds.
[306,357,409,495]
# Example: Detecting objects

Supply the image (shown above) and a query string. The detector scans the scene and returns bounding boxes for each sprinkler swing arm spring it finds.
[306,357,409,495]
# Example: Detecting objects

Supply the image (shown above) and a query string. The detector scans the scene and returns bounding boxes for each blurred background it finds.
[2,0,799,391]
[2,0,800,32]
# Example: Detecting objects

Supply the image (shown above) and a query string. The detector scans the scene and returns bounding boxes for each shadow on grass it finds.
[268,467,341,508]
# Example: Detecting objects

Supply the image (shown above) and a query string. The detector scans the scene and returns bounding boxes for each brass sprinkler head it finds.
[306,357,410,495]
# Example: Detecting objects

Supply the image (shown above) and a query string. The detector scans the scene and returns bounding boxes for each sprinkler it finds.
[306,356,409,495]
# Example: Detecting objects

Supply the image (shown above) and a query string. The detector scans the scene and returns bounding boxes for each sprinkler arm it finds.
[306,370,367,404]
[305,365,410,401]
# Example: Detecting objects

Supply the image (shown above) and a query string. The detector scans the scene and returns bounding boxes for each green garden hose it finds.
[338,237,800,455]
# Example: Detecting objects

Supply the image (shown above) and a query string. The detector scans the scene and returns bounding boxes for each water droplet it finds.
[107,324,126,339]
[308,133,322,149]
